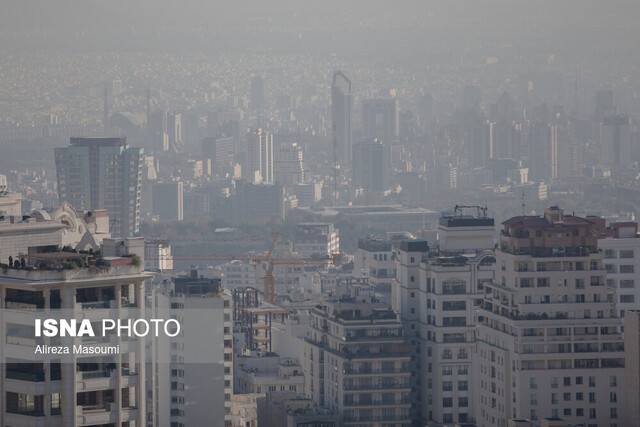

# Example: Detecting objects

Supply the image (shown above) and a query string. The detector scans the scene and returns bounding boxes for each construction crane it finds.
[149,231,341,303]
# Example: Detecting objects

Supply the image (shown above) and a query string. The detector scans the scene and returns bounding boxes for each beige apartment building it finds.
[476,207,624,427]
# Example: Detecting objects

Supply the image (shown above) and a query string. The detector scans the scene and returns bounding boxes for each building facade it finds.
[55,137,143,237]
[476,207,624,427]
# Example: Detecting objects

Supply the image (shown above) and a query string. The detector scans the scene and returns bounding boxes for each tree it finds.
[8,256,12,267]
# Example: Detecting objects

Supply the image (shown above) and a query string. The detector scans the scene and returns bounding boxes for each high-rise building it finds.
[202,136,235,177]
[623,310,640,425]
[331,71,353,164]
[304,283,414,426]
[167,112,183,153]
[394,208,495,425]
[352,139,391,192]
[354,236,396,293]
[151,181,184,221]
[595,90,615,121]
[598,222,640,317]
[601,114,631,166]
[245,129,274,183]
[528,123,558,181]
[274,142,304,187]
[0,236,152,426]
[55,137,143,237]
[476,206,624,426]
[233,180,284,223]
[362,98,399,141]
[148,110,169,151]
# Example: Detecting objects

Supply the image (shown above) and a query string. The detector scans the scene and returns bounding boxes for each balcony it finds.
[343,399,411,407]
[6,370,45,382]
[343,382,411,391]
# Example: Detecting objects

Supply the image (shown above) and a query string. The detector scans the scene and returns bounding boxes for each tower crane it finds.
[148,231,341,303]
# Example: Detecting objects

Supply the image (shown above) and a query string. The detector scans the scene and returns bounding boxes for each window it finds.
[611,407,618,419]
[577,408,584,416]
[530,378,537,389]
[576,393,584,401]
[442,381,452,391]
[442,349,452,359]
[564,408,571,416]
[620,265,634,274]
[619,250,634,259]
[459,397,468,407]
[563,377,571,386]
[443,397,453,407]
[551,377,558,388]
[576,376,583,385]
[589,408,596,419]
[621,295,635,303]
[442,414,453,423]
[530,394,537,405]
[610,392,617,403]
[458,349,468,359]
[610,376,617,387]
[443,301,466,311]
[589,392,596,403]
[458,380,468,391]
[589,376,596,387]
[620,280,635,288]
[551,393,558,404]
[563,393,571,401]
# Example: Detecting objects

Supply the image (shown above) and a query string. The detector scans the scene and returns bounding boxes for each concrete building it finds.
[144,238,174,272]
[245,129,274,183]
[294,182,322,207]
[601,115,632,167]
[354,236,396,293]
[235,355,304,395]
[598,222,640,317]
[352,139,391,192]
[257,392,338,427]
[476,206,624,427]
[331,71,353,164]
[54,137,143,237]
[0,245,152,426]
[0,174,21,216]
[202,136,235,177]
[623,310,640,426]
[152,181,184,221]
[232,180,285,223]
[294,222,339,259]
[395,207,496,426]
[304,283,414,426]
[362,98,399,141]
[274,142,304,187]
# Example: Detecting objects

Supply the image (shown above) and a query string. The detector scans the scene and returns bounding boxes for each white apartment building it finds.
[354,236,396,293]
[394,207,496,426]
[598,222,640,317]
[235,355,304,395]
[0,254,152,427]
[294,222,339,259]
[476,207,624,427]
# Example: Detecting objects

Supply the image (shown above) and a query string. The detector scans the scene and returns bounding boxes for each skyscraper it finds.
[602,114,631,166]
[362,98,399,141]
[352,139,391,191]
[245,129,273,183]
[55,137,143,237]
[331,71,352,164]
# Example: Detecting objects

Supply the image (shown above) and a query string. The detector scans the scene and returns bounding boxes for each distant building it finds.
[274,142,304,187]
[144,238,173,272]
[55,137,143,237]
[152,181,184,221]
[202,136,235,177]
[294,223,339,258]
[352,139,391,192]
[294,182,322,207]
[235,355,304,395]
[362,98,399,140]
[257,392,338,427]
[233,180,284,223]
[528,123,558,181]
[601,115,631,167]
[331,71,353,164]
[354,236,396,292]
[0,174,22,216]
[245,129,274,183]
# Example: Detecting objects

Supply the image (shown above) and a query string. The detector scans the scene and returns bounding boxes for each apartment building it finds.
[0,251,152,427]
[476,206,624,427]
[598,222,640,317]
[294,222,339,259]
[304,284,414,426]
[394,207,496,426]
